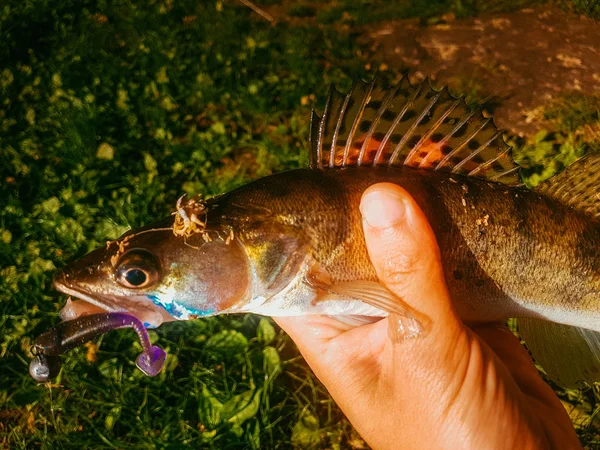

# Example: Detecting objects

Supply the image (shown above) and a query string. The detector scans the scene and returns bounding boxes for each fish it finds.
[30,75,600,388]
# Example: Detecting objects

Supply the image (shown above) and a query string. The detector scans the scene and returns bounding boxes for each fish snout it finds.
[53,269,70,290]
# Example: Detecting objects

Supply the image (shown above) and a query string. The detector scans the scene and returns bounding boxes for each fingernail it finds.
[360,190,406,229]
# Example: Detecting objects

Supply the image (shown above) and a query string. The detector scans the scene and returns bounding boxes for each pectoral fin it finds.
[311,279,428,339]
[335,315,380,327]
[518,318,600,388]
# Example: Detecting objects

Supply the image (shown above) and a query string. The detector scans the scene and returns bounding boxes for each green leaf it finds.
[94,218,130,241]
[98,358,120,381]
[33,197,61,216]
[96,143,114,160]
[205,330,248,359]
[247,419,261,449]
[0,228,12,244]
[292,410,321,449]
[230,424,244,438]
[221,388,262,427]
[105,406,121,432]
[257,318,276,345]
[199,385,223,428]
[143,152,158,173]
[263,346,281,379]
[29,258,56,276]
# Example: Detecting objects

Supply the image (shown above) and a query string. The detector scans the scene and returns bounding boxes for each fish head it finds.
[53,217,253,327]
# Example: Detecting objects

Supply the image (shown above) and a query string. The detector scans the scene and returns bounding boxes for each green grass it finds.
[512,92,600,188]
[557,0,600,19]
[0,1,363,447]
[0,0,599,448]
[544,92,600,134]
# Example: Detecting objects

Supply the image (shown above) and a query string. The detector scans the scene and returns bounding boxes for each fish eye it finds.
[115,249,160,289]
[123,268,147,287]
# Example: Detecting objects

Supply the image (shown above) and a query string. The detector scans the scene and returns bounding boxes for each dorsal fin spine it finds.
[373,83,423,166]
[490,164,520,181]
[309,110,321,169]
[343,81,374,168]
[317,86,335,170]
[452,129,502,174]
[446,117,491,173]
[330,87,352,168]
[434,109,478,170]
[358,84,399,166]
[468,146,507,176]
[416,97,461,168]
[389,90,441,167]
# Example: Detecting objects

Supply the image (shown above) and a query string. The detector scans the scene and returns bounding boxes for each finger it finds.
[472,325,566,408]
[472,325,536,371]
[273,315,354,348]
[360,183,460,326]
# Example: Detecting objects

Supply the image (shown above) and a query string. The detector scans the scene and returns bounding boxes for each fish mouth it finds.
[52,271,171,327]
[32,272,170,382]
[53,271,121,314]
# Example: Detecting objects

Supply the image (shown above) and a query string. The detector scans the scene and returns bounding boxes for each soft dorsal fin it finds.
[535,153,600,218]
[309,76,523,186]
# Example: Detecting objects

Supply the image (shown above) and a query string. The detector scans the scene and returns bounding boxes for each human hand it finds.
[274,183,581,450]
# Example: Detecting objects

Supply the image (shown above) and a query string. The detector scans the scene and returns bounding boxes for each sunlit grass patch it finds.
[544,92,600,134]
[512,131,585,187]
[556,0,600,20]
[513,91,600,188]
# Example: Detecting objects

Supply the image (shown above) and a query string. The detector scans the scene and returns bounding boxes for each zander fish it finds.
[30,76,600,388]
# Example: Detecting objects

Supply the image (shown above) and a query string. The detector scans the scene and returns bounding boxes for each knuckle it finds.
[367,221,442,285]
[376,246,438,285]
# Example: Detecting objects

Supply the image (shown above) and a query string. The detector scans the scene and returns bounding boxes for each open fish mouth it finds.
[54,285,122,319]
[28,275,169,383]
[52,270,126,315]
[52,271,171,327]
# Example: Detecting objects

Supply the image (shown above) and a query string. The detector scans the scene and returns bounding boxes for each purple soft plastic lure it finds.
[29,312,166,382]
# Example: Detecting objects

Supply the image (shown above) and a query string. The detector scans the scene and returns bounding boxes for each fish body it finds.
[201,167,600,331]
[47,75,600,386]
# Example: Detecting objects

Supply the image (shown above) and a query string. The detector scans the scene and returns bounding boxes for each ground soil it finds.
[266,3,600,137]
[362,5,600,136]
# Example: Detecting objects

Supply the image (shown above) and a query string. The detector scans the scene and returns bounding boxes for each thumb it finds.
[360,183,461,330]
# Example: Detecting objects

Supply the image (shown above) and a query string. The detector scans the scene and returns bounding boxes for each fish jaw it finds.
[58,297,106,321]
[54,270,121,313]
[53,271,172,328]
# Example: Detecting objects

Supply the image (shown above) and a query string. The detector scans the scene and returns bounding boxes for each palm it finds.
[275,315,580,450]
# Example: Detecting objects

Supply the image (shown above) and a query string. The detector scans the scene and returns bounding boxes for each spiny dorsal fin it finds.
[535,153,600,218]
[309,76,523,186]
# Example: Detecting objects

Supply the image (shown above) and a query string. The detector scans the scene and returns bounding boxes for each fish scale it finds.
[211,167,600,328]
